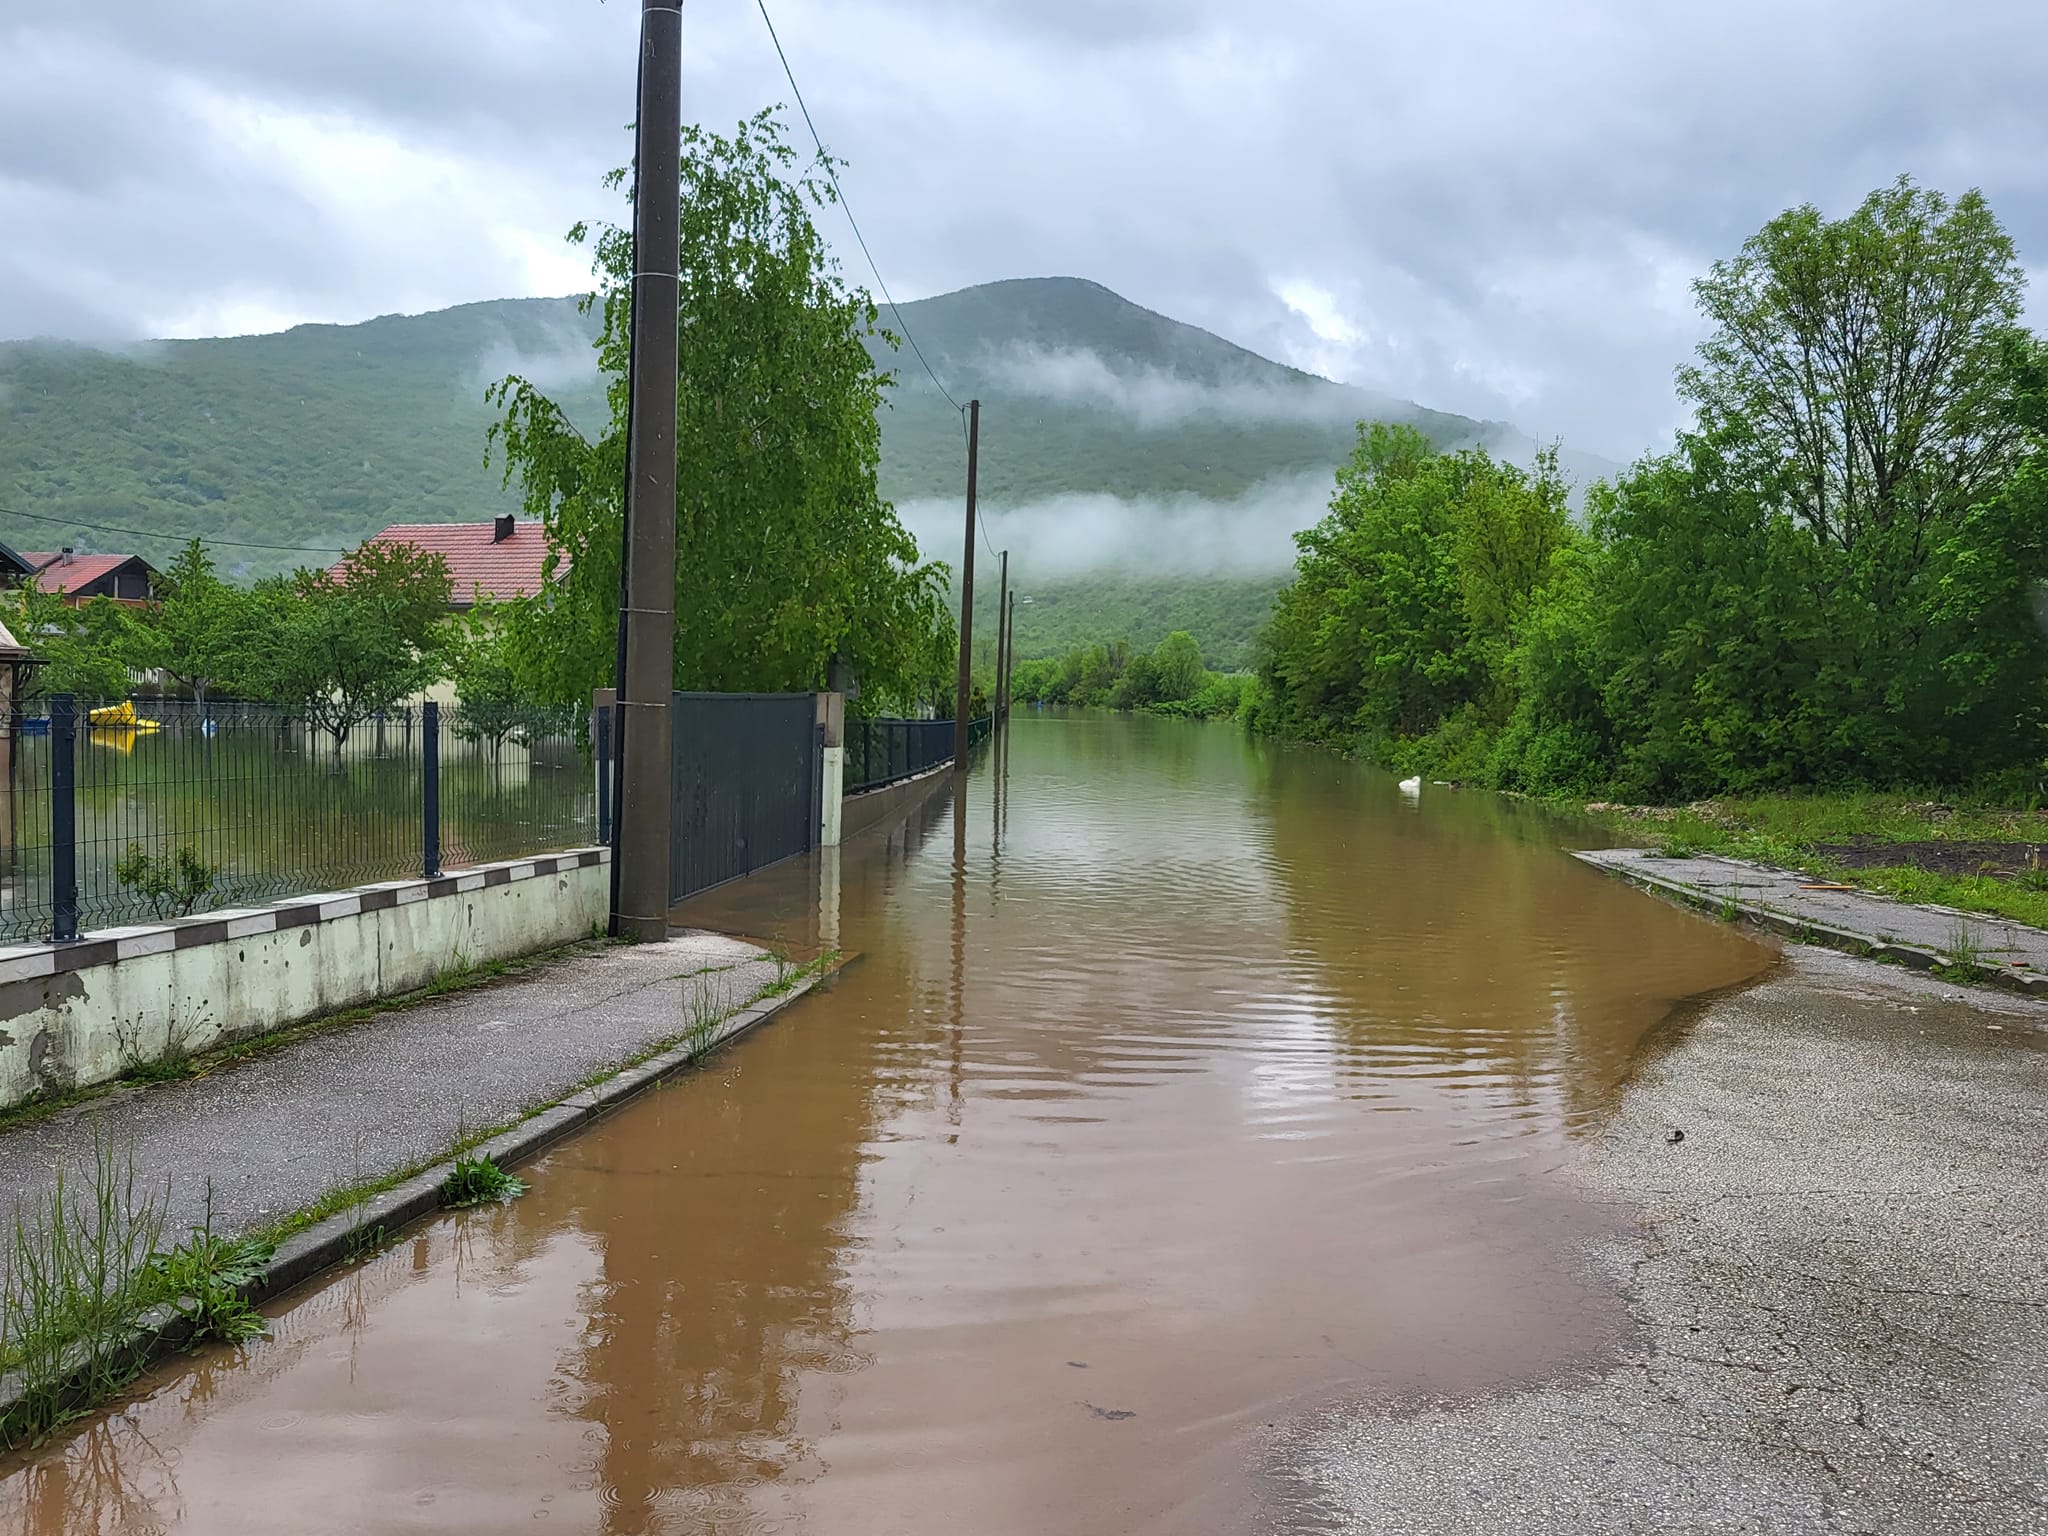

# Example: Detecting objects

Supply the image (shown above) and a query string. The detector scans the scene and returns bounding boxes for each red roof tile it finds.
[344,522,556,606]
[20,552,145,596]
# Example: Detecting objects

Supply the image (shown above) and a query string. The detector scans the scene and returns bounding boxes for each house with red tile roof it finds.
[20,550,162,606]
[343,516,554,610]
[0,541,36,588]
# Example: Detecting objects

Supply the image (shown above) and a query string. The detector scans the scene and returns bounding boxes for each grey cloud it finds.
[877,0,1213,45]
[898,474,1330,578]
[468,318,602,397]
[981,343,1370,428]
[3,0,2043,461]
[9,1,632,156]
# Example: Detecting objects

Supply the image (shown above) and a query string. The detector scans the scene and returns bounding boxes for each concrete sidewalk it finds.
[1577,847,2048,997]
[0,934,792,1245]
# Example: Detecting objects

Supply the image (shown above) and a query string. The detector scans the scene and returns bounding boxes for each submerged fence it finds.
[0,696,593,945]
[844,715,993,795]
[0,697,999,944]
[845,717,951,794]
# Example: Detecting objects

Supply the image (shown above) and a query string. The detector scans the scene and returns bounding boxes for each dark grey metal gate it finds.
[669,692,822,903]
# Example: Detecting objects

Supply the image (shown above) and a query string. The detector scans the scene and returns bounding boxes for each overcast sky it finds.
[3,0,2043,461]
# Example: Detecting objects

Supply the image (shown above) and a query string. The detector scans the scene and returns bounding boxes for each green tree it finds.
[489,109,954,713]
[1257,180,2047,798]
[13,589,139,700]
[1011,657,1058,704]
[443,605,577,752]
[447,607,525,755]
[1109,650,1160,710]
[131,539,246,707]
[1566,178,2045,793]
[1683,176,2029,562]
[1149,631,1204,703]
[1259,423,1566,763]
[259,540,454,749]
[1677,179,2040,778]
[1453,447,1573,686]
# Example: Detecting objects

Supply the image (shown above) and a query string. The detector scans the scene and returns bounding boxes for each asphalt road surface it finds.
[1280,947,2048,1535]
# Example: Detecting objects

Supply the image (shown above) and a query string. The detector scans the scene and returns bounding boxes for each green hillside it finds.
[984,573,1285,669]
[0,278,1615,653]
[865,278,1504,506]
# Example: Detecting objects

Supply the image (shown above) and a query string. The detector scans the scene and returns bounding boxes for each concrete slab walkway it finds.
[1577,847,2048,997]
[0,934,791,1244]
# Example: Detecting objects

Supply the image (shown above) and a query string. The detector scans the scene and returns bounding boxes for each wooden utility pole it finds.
[993,549,1008,735]
[611,0,682,942]
[952,399,980,767]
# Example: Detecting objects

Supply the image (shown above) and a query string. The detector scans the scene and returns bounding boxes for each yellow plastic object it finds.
[87,727,139,755]
[85,701,161,732]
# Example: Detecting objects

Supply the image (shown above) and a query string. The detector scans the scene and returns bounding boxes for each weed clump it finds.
[145,1218,272,1345]
[438,1154,525,1209]
[113,1002,210,1085]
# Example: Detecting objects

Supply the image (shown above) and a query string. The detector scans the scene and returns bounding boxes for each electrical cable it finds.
[3,9,1002,574]
[756,0,1005,574]
[754,0,965,416]
[0,504,347,556]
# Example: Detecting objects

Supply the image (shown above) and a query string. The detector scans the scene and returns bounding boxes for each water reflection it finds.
[0,714,1772,1535]
[1245,739,1764,1130]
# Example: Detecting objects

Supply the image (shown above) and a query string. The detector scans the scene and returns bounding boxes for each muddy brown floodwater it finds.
[0,715,1772,1535]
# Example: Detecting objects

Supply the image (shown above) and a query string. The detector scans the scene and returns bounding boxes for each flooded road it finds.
[0,715,1772,1534]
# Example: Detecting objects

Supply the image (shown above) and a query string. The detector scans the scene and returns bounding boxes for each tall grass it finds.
[0,1139,167,1447]
[0,1147,274,1448]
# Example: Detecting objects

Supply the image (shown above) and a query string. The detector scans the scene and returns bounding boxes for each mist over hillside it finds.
[0,277,1619,658]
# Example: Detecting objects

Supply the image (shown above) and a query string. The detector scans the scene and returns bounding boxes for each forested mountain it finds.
[0,298,602,574]
[0,278,1617,659]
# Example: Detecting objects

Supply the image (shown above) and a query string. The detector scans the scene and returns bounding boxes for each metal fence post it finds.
[422,700,442,880]
[810,721,825,852]
[595,704,614,844]
[49,694,78,943]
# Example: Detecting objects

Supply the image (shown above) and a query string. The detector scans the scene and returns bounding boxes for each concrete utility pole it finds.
[952,399,981,767]
[993,549,1008,735]
[1003,589,1016,724]
[611,0,683,942]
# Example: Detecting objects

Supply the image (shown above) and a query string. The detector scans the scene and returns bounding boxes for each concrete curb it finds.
[1573,851,2048,1000]
[0,957,840,1438]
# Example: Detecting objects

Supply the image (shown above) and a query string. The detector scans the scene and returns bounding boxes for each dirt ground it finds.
[1813,837,2048,882]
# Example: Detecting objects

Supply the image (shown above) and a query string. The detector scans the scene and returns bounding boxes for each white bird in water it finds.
[1397,775,1422,795]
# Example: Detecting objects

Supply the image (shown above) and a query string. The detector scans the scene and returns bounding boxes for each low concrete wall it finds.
[0,849,610,1111]
[841,765,954,843]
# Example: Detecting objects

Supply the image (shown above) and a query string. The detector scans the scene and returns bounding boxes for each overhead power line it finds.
[754,0,965,417]
[0,504,347,556]
[961,409,1001,559]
